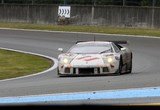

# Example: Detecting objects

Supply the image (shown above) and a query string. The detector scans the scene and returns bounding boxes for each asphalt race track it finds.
[0,29,160,104]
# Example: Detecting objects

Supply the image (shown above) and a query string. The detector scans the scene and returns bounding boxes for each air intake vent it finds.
[103,67,109,72]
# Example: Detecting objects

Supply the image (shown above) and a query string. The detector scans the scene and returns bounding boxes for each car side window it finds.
[112,43,120,53]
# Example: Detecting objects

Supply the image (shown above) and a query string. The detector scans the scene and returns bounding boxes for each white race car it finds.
[57,41,132,76]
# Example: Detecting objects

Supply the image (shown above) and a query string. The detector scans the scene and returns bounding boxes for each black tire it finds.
[115,57,123,75]
[57,68,59,74]
[128,53,132,73]
[128,59,132,73]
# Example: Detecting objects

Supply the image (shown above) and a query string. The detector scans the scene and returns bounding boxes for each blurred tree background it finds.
[0,0,159,7]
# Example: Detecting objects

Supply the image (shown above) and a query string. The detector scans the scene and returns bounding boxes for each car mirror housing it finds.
[121,47,126,51]
[58,48,64,53]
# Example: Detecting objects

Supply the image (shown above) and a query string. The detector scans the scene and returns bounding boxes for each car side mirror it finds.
[58,48,64,53]
[121,47,126,51]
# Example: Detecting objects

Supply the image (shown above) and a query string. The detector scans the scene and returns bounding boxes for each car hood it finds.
[70,54,104,67]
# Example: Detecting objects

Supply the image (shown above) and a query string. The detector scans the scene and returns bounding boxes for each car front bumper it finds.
[58,65,118,76]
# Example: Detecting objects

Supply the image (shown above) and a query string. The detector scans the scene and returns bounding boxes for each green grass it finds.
[0,49,53,80]
[0,22,160,37]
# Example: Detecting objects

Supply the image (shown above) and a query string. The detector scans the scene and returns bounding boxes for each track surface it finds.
[0,29,160,103]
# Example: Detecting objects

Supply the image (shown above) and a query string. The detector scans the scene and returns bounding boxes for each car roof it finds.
[76,41,111,45]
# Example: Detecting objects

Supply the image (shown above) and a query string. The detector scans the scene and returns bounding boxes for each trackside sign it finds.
[58,6,71,18]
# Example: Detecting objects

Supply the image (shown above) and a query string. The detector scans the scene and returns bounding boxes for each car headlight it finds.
[103,56,114,64]
[63,58,69,64]
[107,57,113,63]
[60,57,73,64]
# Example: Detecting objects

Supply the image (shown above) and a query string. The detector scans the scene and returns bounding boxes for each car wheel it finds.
[128,60,132,73]
[115,57,123,75]
[57,68,59,74]
[128,53,132,73]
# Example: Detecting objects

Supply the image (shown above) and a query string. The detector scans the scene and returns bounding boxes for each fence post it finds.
[151,0,155,28]
[27,5,30,23]
[91,0,96,25]
[91,5,94,24]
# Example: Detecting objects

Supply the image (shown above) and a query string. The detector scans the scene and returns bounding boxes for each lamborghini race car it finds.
[57,41,132,76]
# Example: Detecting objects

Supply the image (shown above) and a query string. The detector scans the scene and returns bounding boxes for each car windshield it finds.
[68,43,112,54]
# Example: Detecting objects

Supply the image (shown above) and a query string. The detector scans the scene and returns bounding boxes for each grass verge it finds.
[0,49,53,80]
[0,22,160,37]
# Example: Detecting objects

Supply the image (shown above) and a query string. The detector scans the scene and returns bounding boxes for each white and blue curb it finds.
[0,87,160,104]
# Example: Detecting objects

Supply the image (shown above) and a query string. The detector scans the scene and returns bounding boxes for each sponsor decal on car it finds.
[77,56,99,61]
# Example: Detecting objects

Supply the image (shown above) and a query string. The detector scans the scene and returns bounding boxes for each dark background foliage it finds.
[0,0,159,7]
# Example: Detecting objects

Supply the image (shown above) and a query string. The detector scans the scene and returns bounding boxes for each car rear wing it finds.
[75,40,129,44]
[110,41,128,45]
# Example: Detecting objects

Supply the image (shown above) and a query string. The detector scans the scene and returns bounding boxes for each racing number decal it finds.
[77,56,91,60]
